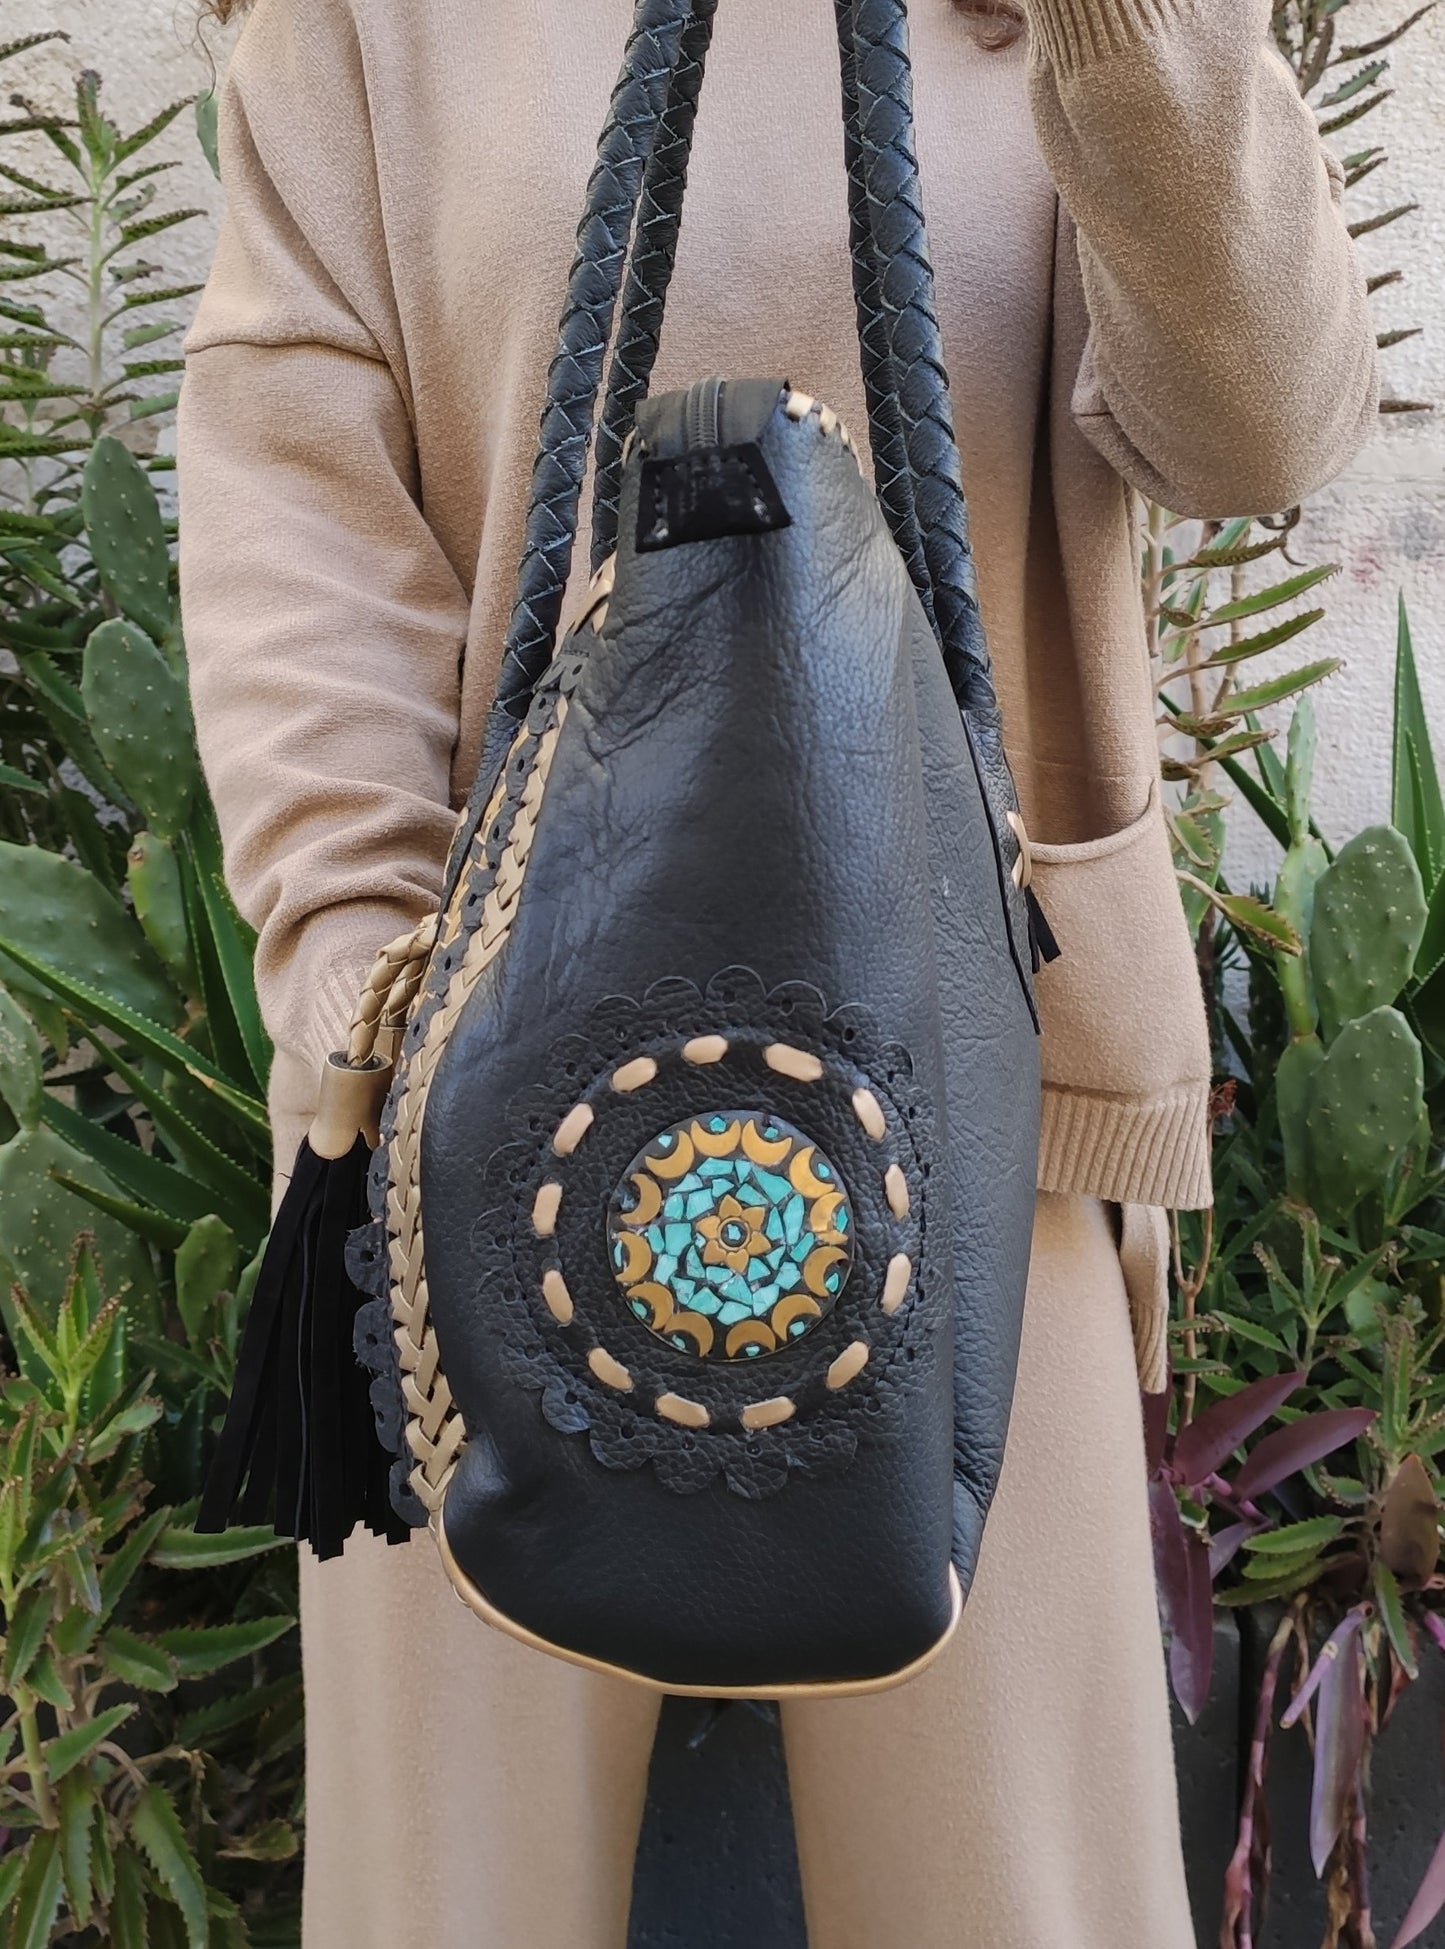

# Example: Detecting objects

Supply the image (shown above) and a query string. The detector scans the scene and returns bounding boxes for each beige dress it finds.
[288,1173,1193,1949]
[177,0,1374,1939]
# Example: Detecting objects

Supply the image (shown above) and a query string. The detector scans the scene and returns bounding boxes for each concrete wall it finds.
[25,0,1445,877]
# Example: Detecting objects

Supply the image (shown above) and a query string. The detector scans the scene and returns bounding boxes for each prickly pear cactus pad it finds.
[0,842,181,1026]
[0,1124,152,1320]
[1310,826,1427,1040]
[1276,1034,1325,1205]
[1303,1004,1425,1221]
[127,831,196,989]
[81,620,198,841]
[81,434,175,646]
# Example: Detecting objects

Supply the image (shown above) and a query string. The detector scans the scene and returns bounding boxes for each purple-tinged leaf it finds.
[1210,1520,1258,1582]
[1149,1477,1214,1721]
[1393,1824,1445,1947]
[1149,1476,1191,1626]
[1283,1606,1368,1731]
[1170,1529,1216,1724]
[1143,1376,1170,1479]
[1232,1409,1377,1502]
[1172,1371,1304,1489]
[1307,1625,1367,1879]
[1380,1453,1442,1584]
[1423,1613,1445,1659]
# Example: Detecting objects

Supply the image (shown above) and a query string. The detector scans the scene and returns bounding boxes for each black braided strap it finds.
[852,0,996,721]
[833,0,932,626]
[494,0,693,718]
[591,0,718,571]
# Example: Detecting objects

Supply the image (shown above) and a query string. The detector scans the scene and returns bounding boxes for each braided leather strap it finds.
[495,0,694,717]
[834,0,932,628]
[491,0,1003,731]
[851,0,994,716]
[590,0,718,571]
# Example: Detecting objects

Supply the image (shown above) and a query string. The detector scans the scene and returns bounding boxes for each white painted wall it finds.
[26,0,1445,880]
[14,2,227,321]
[1236,0,1445,883]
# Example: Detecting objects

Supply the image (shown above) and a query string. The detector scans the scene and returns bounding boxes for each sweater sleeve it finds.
[1024,0,1378,518]
[177,0,467,1078]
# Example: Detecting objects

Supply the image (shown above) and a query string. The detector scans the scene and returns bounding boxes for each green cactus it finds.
[1276,1034,1324,1203]
[81,618,199,840]
[1273,837,1329,1038]
[0,842,181,1026]
[0,988,43,1133]
[1302,1005,1425,1221]
[1310,825,1427,1041]
[174,1213,240,1347]
[0,1124,153,1322]
[128,830,197,990]
[1285,697,1317,847]
[81,434,174,645]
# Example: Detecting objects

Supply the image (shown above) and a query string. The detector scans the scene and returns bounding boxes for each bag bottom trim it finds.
[435,1514,962,1698]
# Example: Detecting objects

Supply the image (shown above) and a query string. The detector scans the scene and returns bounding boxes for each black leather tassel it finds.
[1024,885,1061,972]
[197,1131,408,1559]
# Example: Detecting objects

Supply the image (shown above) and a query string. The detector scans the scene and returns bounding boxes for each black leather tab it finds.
[637,443,791,551]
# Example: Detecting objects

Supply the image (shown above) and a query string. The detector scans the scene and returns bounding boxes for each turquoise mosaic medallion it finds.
[607,1111,855,1360]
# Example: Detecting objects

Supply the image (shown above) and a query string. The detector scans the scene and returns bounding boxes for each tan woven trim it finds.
[342,915,440,1068]
[436,1511,963,1698]
[386,705,567,1514]
[1037,1081,1213,1210]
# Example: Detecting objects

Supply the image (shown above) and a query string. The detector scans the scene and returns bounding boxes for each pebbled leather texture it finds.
[416,390,1039,1690]
[455,2,1034,980]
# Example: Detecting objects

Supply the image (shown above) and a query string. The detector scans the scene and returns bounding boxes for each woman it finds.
[176,0,1376,1943]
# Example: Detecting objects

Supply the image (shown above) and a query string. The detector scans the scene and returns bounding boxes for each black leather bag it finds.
[200,0,1046,1699]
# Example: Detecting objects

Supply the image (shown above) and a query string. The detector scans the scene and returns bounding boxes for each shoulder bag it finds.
[199,0,1052,1699]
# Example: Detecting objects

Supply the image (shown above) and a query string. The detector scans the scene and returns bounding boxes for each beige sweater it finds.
[176,0,1376,1214]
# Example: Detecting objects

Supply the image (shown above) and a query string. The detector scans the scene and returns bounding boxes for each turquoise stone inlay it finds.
[606,1111,854,1360]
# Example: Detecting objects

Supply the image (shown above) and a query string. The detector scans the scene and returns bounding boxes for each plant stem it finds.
[1172,1205,1215,1425]
[85,143,106,437]
[1220,1597,1306,1949]
[12,1681,56,1829]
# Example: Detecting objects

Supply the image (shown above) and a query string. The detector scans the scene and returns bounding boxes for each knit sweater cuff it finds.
[1025,0,1205,76]
[1037,1082,1213,1210]
[266,898,433,1081]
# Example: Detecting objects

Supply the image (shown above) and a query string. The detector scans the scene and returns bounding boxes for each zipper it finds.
[684,375,724,449]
